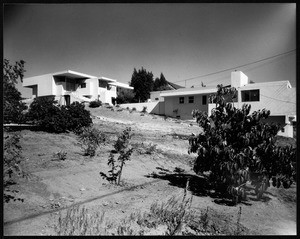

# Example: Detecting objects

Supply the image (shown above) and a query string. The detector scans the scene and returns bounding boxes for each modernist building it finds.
[22,70,133,105]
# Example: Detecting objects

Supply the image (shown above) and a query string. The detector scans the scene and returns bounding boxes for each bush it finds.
[89,100,102,108]
[189,85,296,202]
[4,131,26,202]
[26,97,92,133]
[142,106,147,113]
[77,126,106,157]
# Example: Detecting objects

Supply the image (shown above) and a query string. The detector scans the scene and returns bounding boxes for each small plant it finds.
[52,150,67,161]
[89,100,102,108]
[78,126,106,157]
[132,107,136,111]
[142,106,147,113]
[100,127,133,185]
[132,142,159,155]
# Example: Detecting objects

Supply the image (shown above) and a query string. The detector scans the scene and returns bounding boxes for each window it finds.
[202,95,207,105]
[188,96,194,103]
[179,97,184,104]
[80,83,86,88]
[155,98,159,101]
[241,89,260,102]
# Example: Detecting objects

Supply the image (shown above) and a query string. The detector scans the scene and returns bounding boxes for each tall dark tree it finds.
[3,59,27,123]
[153,73,171,91]
[130,67,154,102]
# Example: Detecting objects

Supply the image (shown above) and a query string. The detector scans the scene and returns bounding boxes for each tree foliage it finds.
[3,59,27,123]
[189,85,296,202]
[153,73,171,91]
[130,67,154,102]
[116,88,135,104]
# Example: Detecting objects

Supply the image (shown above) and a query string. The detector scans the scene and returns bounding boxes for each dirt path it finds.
[3,106,296,235]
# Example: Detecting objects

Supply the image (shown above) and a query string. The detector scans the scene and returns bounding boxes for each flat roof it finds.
[52,70,97,79]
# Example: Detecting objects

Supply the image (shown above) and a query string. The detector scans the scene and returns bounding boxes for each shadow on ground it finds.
[145,169,272,206]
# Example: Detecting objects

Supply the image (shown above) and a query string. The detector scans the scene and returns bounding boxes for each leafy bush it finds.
[27,97,92,133]
[189,85,296,202]
[4,131,26,202]
[89,100,102,108]
[100,127,133,185]
[77,126,106,157]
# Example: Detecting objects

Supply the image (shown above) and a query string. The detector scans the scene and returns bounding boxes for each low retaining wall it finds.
[119,102,165,115]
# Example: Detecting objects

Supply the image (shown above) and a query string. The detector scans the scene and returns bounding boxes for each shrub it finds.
[89,100,102,108]
[142,106,147,113]
[4,131,26,202]
[27,97,92,133]
[189,85,296,202]
[77,126,106,157]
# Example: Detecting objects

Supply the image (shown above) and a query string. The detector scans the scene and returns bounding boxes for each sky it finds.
[4,3,296,98]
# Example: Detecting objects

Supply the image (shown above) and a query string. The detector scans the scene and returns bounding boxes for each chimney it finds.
[231,71,248,88]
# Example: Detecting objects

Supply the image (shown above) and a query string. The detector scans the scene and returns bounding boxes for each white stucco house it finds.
[155,71,296,138]
[22,70,133,105]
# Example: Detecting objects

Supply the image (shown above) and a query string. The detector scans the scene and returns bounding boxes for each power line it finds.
[260,94,296,104]
[174,49,296,84]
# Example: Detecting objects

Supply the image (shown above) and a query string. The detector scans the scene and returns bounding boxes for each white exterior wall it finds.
[164,94,209,119]
[150,91,164,102]
[120,102,161,114]
[98,86,117,104]
[23,74,54,97]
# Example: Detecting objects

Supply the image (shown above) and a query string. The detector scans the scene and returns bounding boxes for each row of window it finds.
[178,90,260,104]
[179,95,207,105]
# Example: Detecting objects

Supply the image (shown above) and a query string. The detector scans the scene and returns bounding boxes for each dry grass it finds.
[54,182,245,236]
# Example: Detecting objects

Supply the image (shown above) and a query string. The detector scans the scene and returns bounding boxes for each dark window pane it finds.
[189,96,194,103]
[242,90,259,102]
[202,95,207,105]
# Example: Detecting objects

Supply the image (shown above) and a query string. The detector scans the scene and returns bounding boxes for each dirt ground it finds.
[3,105,297,235]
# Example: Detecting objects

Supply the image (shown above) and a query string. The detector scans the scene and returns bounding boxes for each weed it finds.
[52,150,67,161]
[55,206,106,235]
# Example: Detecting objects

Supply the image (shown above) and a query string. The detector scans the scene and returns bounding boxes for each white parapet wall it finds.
[119,102,163,114]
